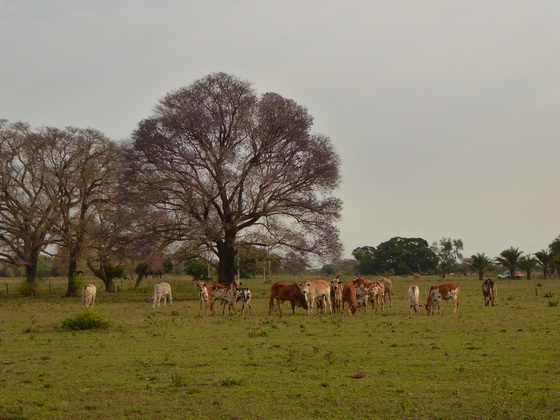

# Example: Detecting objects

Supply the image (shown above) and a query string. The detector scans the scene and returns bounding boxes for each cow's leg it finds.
[325,294,332,314]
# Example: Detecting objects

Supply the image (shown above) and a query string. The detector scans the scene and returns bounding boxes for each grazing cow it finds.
[209,280,240,315]
[196,282,210,314]
[408,285,420,314]
[482,279,497,306]
[268,283,308,314]
[425,283,460,315]
[299,280,332,315]
[413,273,421,280]
[82,284,96,308]
[236,287,253,315]
[330,277,343,313]
[341,282,358,315]
[353,278,385,313]
[152,282,172,309]
[380,277,393,308]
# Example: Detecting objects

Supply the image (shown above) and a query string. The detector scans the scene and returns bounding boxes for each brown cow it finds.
[341,282,358,315]
[425,283,460,315]
[380,277,393,308]
[269,283,308,314]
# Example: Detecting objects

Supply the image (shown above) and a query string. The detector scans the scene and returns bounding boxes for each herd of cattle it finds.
[80,276,498,315]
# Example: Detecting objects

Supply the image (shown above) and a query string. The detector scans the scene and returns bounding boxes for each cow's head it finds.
[330,278,342,291]
[425,304,434,315]
[196,282,205,290]
[299,281,312,294]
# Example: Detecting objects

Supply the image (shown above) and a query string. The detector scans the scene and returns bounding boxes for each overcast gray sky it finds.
[2,0,559,260]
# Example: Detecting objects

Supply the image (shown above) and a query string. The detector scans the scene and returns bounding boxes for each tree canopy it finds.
[127,73,342,283]
[352,237,437,275]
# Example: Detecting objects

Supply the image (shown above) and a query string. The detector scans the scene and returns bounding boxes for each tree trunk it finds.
[104,277,116,292]
[478,272,483,281]
[217,237,236,284]
[65,251,79,297]
[25,263,39,297]
[134,272,145,290]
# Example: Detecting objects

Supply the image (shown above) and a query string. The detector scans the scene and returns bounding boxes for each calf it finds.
[209,280,240,315]
[299,280,332,315]
[268,283,308,314]
[236,287,252,315]
[353,277,385,313]
[408,285,420,314]
[341,282,358,315]
[482,279,497,306]
[82,284,97,308]
[152,282,172,309]
[196,282,210,314]
[425,283,460,315]
[330,277,343,313]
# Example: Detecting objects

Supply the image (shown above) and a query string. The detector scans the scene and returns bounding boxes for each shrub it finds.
[547,299,559,307]
[58,311,113,331]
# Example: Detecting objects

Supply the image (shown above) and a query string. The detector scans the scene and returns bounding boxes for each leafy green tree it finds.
[548,236,560,276]
[431,237,464,278]
[351,246,376,275]
[371,237,437,275]
[518,255,538,280]
[320,264,337,277]
[535,249,556,279]
[184,259,208,281]
[495,247,523,279]
[467,253,494,280]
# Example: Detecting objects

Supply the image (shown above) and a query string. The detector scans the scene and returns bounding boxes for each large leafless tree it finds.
[0,121,59,296]
[42,126,124,296]
[128,73,342,283]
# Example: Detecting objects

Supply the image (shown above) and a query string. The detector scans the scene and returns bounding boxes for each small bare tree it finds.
[128,73,342,283]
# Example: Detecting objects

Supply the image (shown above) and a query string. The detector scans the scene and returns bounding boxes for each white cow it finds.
[82,284,97,308]
[408,285,420,314]
[298,280,332,315]
[152,282,173,309]
[196,282,210,314]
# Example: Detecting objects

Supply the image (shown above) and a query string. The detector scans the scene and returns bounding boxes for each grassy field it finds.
[0,275,559,419]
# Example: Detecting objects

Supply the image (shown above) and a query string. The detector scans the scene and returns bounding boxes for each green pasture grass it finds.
[0,275,559,419]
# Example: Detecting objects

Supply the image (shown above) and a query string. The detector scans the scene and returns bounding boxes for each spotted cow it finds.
[209,280,240,315]
[353,277,385,313]
[330,277,343,313]
[236,287,253,315]
[425,283,460,315]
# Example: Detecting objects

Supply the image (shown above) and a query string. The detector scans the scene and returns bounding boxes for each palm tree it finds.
[495,247,523,279]
[518,255,538,280]
[467,253,494,281]
[535,249,556,279]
